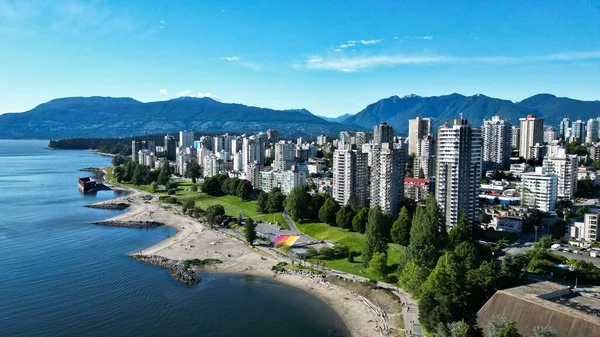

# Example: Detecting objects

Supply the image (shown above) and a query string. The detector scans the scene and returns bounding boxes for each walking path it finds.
[281,213,300,234]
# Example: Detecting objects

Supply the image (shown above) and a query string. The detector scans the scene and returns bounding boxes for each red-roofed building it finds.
[404,177,429,202]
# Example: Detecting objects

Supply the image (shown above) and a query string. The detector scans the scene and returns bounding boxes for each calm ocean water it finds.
[0,140,348,337]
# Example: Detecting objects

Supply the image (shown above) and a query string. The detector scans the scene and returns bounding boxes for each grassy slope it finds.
[296,220,405,281]
[107,168,402,281]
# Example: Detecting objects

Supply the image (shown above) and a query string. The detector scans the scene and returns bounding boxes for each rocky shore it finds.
[92,220,164,228]
[86,202,130,210]
[130,254,200,286]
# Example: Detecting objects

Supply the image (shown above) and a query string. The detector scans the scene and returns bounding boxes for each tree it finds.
[486,316,522,337]
[418,168,426,179]
[347,251,354,263]
[362,206,389,265]
[347,192,359,212]
[436,320,474,337]
[285,185,310,221]
[206,204,225,227]
[113,166,125,183]
[368,252,388,280]
[245,217,257,245]
[267,188,285,213]
[352,208,368,234]
[466,262,499,314]
[150,182,158,192]
[158,161,170,186]
[184,161,202,183]
[221,178,232,195]
[533,326,558,337]
[391,206,411,246]
[335,205,355,230]
[112,154,126,167]
[418,252,470,331]
[308,193,327,219]
[182,199,195,214]
[448,213,472,250]
[535,235,553,249]
[499,254,527,288]
[318,198,340,225]
[123,161,134,182]
[549,220,567,239]
[202,177,223,196]
[256,192,268,213]
[236,180,253,200]
[132,164,145,185]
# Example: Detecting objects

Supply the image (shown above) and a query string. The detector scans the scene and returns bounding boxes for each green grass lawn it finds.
[295,220,405,281]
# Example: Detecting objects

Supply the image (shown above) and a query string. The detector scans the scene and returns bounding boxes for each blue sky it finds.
[1,0,599,117]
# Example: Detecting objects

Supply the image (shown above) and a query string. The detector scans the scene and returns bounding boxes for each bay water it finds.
[0,140,348,337]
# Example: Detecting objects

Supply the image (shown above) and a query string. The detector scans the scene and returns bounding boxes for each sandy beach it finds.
[89,189,401,337]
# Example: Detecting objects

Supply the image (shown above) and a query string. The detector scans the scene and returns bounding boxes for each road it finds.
[505,244,600,267]
[281,213,300,234]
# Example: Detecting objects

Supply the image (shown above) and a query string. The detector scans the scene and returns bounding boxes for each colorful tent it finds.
[272,235,300,247]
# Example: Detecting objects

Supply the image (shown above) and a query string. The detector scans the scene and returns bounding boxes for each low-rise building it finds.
[404,177,429,202]
[487,216,522,232]
[510,162,532,176]
[569,209,599,243]
[520,167,558,213]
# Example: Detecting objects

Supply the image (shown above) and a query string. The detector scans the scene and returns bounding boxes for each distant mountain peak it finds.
[402,94,421,99]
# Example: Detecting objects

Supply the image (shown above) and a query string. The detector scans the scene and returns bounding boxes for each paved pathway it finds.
[281,213,300,234]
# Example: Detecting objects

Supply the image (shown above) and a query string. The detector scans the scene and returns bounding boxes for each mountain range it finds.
[343,93,600,133]
[0,93,598,139]
[0,97,364,139]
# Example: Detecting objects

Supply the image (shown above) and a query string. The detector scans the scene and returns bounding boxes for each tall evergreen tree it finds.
[158,161,170,186]
[448,212,472,249]
[336,205,355,230]
[362,206,389,266]
[318,198,340,225]
[285,185,310,221]
[352,208,369,233]
[256,192,268,213]
[391,206,411,246]
[245,217,257,245]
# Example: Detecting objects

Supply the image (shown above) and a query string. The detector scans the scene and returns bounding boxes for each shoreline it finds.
[88,187,399,337]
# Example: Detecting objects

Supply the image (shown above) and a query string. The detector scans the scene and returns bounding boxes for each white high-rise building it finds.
[332,149,369,208]
[415,136,435,178]
[482,116,512,170]
[559,118,571,139]
[203,154,223,178]
[435,119,482,227]
[408,117,433,155]
[586,118,599,144]
[242,136,264,172]
[260,169,306,195]
[544,127,557,143]
[511,126,520,150]
[232,151,243,172]
[274,141,295,171]
[373,122,395,145]
[368,143,405,216]
[520,167,558,213]
[519,114,544,160]
[571,120,585,143]
[542,148,578,200]
[179,131,194,148]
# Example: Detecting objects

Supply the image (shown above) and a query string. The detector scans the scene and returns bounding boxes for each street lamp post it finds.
[534,225,539,243]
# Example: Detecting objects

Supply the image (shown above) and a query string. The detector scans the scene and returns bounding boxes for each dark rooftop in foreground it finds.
[477,281,600,337]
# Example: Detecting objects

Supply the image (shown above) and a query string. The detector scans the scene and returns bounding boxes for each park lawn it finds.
[295,220,405,281]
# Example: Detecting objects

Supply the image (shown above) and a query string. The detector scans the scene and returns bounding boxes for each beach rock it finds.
[91,220,164,228]
[86,203,130,210]
[130,254,200,286]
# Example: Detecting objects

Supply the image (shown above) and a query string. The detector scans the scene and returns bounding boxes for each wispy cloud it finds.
[159,20,165,29]
[159,89,168,95]
[294,51,600,72]
[176,90,191,96]
[339,39,382,49]
[220,56,262,71]
[422,35,433,40]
